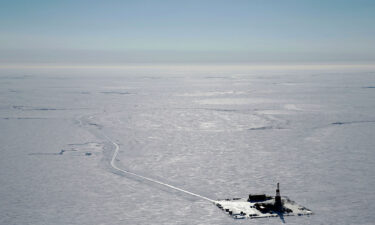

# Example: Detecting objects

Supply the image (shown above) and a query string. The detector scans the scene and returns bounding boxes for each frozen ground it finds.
[0,66,374,224]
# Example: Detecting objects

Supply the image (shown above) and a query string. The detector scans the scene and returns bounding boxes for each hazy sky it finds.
[1,0,375,64]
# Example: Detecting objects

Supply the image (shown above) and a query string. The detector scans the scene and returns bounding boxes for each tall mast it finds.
[276,183,280,197]
[275,182,282,208]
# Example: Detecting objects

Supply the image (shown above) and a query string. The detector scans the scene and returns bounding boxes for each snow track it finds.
[103,133,215,202]
[77,116,214,202]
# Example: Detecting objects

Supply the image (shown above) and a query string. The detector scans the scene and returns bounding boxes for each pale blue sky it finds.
[1,0,375,64]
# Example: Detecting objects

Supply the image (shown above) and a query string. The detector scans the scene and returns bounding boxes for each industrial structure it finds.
[215,183,312,219]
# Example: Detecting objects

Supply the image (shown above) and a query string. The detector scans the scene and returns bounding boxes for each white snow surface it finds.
[0,67,375,224]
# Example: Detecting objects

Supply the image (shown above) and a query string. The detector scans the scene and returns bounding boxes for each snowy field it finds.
[0,66,374,224]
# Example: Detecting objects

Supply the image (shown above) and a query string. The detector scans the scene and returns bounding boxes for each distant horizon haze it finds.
[1,0,375,65]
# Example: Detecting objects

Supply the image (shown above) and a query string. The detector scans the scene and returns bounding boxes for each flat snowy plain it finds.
[0,66,374,224]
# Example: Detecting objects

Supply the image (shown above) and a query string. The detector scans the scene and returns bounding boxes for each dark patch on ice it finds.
[28,149,76,156]
[12,105,87,111]
[331,120,375,125]
[88,122,102,129]
[277,212,286,223]
[28,152,61,156]
[57,149,77,154]
[67,142,103,154]
[248,126,284,131]
[12,105,66,111]
[80,91,90,94]
[248,126,273,131]
[362,86,375,89]
[2,117,46,120]
[12,105,24,110]
[100,91,131,95]
[29,148,96,157]
[34,108,64,111]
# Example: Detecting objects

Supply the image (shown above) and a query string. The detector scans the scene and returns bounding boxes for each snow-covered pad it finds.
[215,196,313,219]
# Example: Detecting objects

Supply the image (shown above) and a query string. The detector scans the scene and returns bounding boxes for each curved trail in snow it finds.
[77,116,214,203]
[103,134,214,202]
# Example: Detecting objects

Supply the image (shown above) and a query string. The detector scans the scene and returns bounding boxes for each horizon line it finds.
[1,62,375,70]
